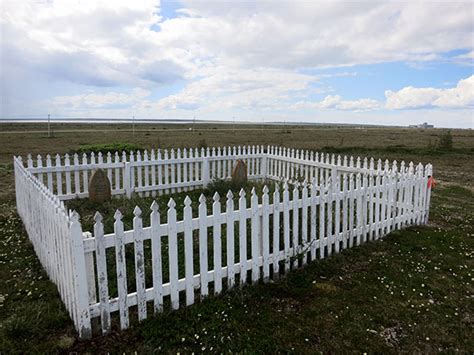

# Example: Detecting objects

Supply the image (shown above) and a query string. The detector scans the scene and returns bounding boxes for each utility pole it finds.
[233,116,235,133]
[132,115,135,138]
[47,114,51,138]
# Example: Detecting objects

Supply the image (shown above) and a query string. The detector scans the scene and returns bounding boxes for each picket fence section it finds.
[23,145,383,201]
[14,157,92,337]
[14,145,433,338]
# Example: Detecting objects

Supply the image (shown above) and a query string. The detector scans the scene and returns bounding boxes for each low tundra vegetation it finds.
[0,182,472,353]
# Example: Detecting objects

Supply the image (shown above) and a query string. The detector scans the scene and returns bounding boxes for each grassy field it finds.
[0,123,472,353]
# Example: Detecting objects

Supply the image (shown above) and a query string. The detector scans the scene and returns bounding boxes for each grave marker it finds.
[232,160,247,185]
[89,169,111,202]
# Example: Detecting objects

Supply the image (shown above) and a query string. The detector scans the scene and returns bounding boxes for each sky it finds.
[0,0,473,128]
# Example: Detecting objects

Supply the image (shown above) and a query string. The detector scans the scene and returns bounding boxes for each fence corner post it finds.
[124,162,132,198]
[331,167,337,189]
[202,157,210,188]
[261,150,268,180]
[70,212,92,339]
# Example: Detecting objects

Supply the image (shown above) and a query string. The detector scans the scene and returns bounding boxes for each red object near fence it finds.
[428,176,436,189]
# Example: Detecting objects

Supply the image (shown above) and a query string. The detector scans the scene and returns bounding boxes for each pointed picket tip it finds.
[167,198,176,209]
[184,195,192,206]
[239,188,246,197]
[150,200,159,212]
[71,210,80,222]
[114,209,123,220]
[302,180,308,188]
[94,211,103,222]
[133,206,142,216]
[262,185,269,194]
[226,190,234,199]
[199,193,207,204]
[283,181,289,190]
[213,191,220,201]
[251,187,256,195]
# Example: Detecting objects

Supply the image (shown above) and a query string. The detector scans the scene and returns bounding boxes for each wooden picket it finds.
[14,145,434,339]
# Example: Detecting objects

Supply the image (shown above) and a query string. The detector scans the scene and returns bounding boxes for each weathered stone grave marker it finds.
[231,159,248,185]
[89,168,111,202]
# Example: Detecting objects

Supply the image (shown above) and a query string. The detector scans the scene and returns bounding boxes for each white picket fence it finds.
[14,145,433,338]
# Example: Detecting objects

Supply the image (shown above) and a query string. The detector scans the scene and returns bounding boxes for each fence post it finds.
[69,211,92,339]
[124,162,132,198]
[261,148,268,180]
[202,156,210,188]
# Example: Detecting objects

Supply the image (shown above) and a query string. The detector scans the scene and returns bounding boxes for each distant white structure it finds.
[409,122,434,128]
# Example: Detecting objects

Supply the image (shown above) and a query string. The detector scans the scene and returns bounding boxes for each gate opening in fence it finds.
[14,146,433,338]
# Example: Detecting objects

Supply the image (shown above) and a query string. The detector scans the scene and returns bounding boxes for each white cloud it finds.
[1,0,473,127]
[2,0,472,89]
[294,95,380,112]
[52,88,150,110]
[153,67,318,111]
[385,75,474,109]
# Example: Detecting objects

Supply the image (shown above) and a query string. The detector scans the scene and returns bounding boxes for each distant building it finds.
[409,122,434,128]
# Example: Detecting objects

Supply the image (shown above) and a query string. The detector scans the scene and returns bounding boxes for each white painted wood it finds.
[282,182,291,272]
[239,189,248,285]
[310,179,318,259]
[167,199,179,310]
[301,181,309,264]
[226,190,236,288]
[133,206,147,320]
[144,150,150,197]
[319,179,326,259]
[198,194,209,297]
[334,174,341,253]
[342,174,348,249]
[273,185,281,277]
[150,201,163,313]
[348,174,355,248]
[355,173,362,245]
[183,196,194,305]
[114,210,129,329]
[69,211,92,338]
[212,192,223,294]
[250,188,260,283]
[262,185,270,281]
[94,212,111,334]
[327,176,333,256]
[55,155,62,195]
[292,184,299,268]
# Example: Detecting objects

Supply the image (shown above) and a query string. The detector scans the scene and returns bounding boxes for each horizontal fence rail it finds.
[14,145,433,338]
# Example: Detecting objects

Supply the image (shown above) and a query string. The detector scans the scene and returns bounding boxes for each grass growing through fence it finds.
[1,182,473,352]
[70,142,144,156]
[0,124,473,352]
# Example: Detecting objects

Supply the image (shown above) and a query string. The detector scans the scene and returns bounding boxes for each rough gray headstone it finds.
[231,160,248,185]
[89,168,111,203]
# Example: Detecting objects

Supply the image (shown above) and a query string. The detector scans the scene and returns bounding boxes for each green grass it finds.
[71,142,144,156]
[1,183,472,352]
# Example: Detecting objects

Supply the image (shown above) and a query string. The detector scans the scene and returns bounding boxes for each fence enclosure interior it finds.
[14,146,433,338]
